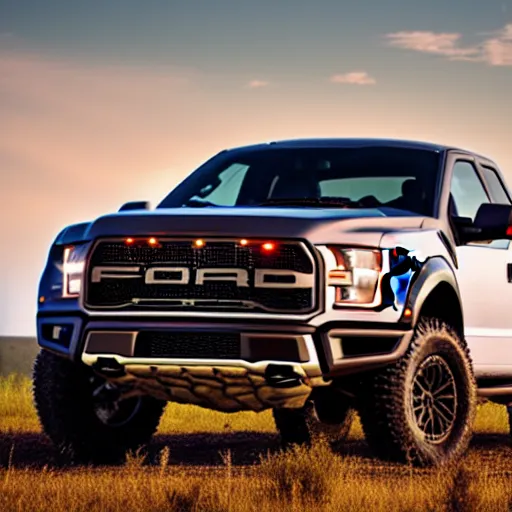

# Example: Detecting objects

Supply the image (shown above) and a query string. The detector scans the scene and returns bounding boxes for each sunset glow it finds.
[1,0,511,335]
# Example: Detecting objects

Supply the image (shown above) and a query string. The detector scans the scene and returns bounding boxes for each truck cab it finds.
[33,139,512,467]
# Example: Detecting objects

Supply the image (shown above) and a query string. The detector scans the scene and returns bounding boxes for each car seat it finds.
[269,173,320,199]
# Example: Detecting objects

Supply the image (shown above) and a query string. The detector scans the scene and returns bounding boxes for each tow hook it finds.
[92,357,126,378]
[265,364,304,388]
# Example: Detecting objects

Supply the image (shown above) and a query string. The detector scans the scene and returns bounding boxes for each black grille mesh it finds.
[85,239,315,313]
[91,241,312,273]
[134,331,241,359]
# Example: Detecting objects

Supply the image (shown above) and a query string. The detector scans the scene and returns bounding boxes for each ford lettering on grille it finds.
[84,239,316,313]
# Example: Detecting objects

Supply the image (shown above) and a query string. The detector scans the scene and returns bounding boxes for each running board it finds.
[478,385,512,398]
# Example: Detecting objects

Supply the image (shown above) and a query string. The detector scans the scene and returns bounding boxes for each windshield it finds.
[158,146,442,216]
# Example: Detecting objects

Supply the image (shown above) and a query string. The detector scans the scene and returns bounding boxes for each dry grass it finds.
[1,374,512,511]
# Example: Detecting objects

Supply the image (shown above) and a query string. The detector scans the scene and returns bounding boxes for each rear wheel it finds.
[33,350,166,465]
[357,318,476,466]
[273,387,354,448]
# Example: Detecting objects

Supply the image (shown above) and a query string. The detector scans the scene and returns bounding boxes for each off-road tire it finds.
[357,318,476,467]
[33,349,166,465]
[273,387,355,448]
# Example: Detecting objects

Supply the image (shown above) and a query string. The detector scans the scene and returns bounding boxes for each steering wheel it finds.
[357,195,382,208]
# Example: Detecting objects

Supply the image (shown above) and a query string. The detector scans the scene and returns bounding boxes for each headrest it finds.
[270,173,320,199]
[402,179,420,196]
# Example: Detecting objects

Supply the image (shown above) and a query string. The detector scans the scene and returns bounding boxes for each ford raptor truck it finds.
[33,139,512,466]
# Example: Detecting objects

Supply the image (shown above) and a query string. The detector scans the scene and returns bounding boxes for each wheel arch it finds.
[404,256,464,338]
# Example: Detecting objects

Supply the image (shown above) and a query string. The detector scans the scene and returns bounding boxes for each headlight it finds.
[326,247,382,305]
[62,243,89,298]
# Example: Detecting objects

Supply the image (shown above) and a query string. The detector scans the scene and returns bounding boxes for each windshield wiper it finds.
[260,197,362,208]
[184,196,372,208]
[182,198,219,207]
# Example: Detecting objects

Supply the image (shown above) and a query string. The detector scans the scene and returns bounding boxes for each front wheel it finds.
[33,350,166,464]
[357,318,476,466]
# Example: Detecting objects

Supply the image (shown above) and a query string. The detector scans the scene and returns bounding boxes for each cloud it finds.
[385,31,479,59]
[247,80,269,88]
[481,24,512,66]
[385,24,512,66]
[330,71,376,85]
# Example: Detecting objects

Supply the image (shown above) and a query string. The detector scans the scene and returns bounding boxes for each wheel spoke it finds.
[417,406,429,429]
[433,404,453,429]
[432,410,443,437]
[414,378,430,395]
[430,363,441,391]
[435,399,456,419]
[432,374,449,395]
[435,394,456,401]
[422,366,434,390]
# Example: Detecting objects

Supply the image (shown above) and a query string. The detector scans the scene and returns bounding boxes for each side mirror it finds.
[118,201,150,212]
[458,203,512,242]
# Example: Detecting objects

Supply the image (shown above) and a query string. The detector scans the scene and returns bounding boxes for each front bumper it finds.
[37,312,413,412]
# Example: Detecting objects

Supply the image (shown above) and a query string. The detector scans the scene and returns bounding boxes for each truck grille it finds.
[84,238,316,313]
[134,332,241,359]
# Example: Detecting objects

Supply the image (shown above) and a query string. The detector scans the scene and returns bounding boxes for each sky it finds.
[1,0,512,336]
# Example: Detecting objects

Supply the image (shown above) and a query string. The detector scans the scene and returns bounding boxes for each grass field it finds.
[1,373,512,511]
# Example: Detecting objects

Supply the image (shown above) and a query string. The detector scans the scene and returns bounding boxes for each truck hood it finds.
[80,207,431,247]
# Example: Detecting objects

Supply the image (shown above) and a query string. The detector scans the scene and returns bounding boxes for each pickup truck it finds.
[33,138,512,466]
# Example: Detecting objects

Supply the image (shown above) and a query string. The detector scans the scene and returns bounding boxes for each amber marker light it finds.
[148,237,158,246]
[403,307,413,319]
[240,239,249,246]
[39,296,45,303]
[125,237,135,245]
[194,239,205,248]
[261,242,276,252]
[327,269,353,286]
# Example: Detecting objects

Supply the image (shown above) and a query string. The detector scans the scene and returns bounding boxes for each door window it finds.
[481,166,511,204]
[450,161,510,248]
[450,161,490,221]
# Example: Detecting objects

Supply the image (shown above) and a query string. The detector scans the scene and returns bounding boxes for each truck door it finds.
[449,158,512,378]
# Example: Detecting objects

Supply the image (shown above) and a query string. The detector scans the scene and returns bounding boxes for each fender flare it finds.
[401,256,463,329]
[54,222,92,245]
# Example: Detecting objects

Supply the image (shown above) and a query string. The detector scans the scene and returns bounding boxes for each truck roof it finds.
[224,138,499,167]
[229,138,448,151]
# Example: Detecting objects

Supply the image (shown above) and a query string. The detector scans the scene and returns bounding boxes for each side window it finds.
[450,161,490,221]
[450,161,510,249]
[481,166,511,204]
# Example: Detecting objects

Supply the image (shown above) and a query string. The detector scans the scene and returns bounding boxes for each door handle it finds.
[508,263,512,283]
